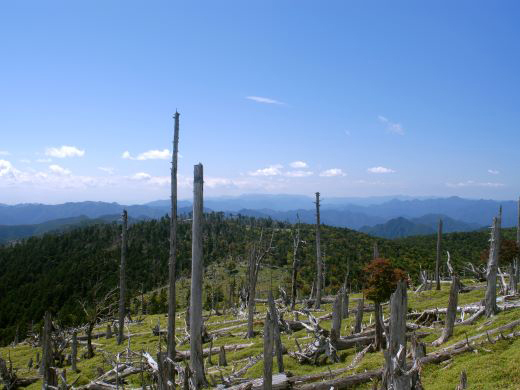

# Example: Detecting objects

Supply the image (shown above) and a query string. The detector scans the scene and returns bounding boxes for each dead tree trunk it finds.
[331,292,342,338]
[40,311,53,377]
[485,217,500,317]
[190,163,207,388]
[267,291,284,373]
[435,218,443,290]
[246,230,274,338]
[290,217,301,311]
[382,280,409,389]
[341,279,349,319]
[373,241,379,259]
[118,210,128,345]
[314,192,322,309]
[263,312,274,390]
[71,331,77,372]
[456,371,468,390]
[374,302,383,351]
[354,297,364,334]
[167,110,180,383]
[433,275,459,346]
[218,346,227,367]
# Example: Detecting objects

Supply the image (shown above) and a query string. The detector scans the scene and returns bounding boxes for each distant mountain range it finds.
[359,214,482,239]
[0,194,516,242]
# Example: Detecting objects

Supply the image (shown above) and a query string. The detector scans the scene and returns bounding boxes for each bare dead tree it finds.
[354,297,364,334]
[314,192,323,309]
[290,215,302,311]
[267,291,284,373]
[71,332,77,372]
[40,311,53,379]
[433,275,459,346]
[245,229,274,338]
[118,210,128,345]
[190,163,207,388]
[435,218,443,290]
[382,280,408,389]
[79,286,118,358]
[373,242,379,259]
[263,312,274,390]
[331,292,342,338]
[485,217,500,317]
[167,111,180,383]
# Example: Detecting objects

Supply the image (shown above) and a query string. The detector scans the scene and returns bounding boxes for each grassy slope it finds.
[2,273,520,390]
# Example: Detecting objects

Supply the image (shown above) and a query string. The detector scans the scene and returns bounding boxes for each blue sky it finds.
[1,1,519,204]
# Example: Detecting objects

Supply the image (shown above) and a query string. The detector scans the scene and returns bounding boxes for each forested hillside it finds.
[0,213,515,346]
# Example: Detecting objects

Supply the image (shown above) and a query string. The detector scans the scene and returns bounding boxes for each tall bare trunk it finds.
[434,276,459,345]
[314,192,322,309]
[331,292,342,338]
[71,331,77,372]
[374,302,383,350]
[485,217,500,317]
[40,311,52,377]
[354,297,364,333]
[373,242,379,259]
[382,280,409,389]
[118,210,128,345]
[167,111,180,379]
[263,312,274,390]
[290,218,301,311]
[267,292,284,373]
[435,218,443,290]
[190,164,207,388]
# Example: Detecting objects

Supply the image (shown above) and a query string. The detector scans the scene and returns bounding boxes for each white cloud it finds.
[122,149,171,160]
[488,169,499,175]
[290,161,308,168]
[0,151,10,156]
[319,168,346,177]
[20,159,31,164]
[49,164,71,176]
[36,158,52,163]
[285,170,313,177]
[368,166,396,174]
[246,96,285,105]
[378,115,404,135]
[248,164,283,177]
[446,180,505,188]
[131,172,152,181]
[98,167,115,175]
[45,145,85,158]
[0,160,16,178]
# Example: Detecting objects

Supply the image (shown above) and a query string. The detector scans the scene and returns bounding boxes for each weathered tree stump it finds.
[354,298,364,334]
[263,312,274,390]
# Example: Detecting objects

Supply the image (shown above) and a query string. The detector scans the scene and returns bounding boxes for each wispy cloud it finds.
[290,161,308,168]
[488,169,499,175]
[319,168,346,177]
[49,164,71,176]
[0,151,10,156]
[367,166,396,174]
[36,158,52,163]
[378,115,404,135]
[20,159,31,164]
[248,164,283,177]
[285,170,313,178]
[446,180,504,188]
[246,96,285,105]
[122,149,170,160]
[98,167,115,175]
[45,145,85,158]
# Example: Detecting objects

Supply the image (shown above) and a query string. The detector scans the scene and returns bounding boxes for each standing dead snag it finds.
[167,110,180,384]
[354,298,364,334]
[485,217,500,317]
[40,311,53,380]
[433,275,459,346]
[245,229,274,338]
[71,331,77,372]
[190,164,207,388]
[382,280,409,389]
[267,292,284,373]
[314,192,323,309]
[263,312,274,390]
[331,292,342,338]
[290,215,301,311]
[218,346,227,367]
[435,218,443,290]
[118,210,128,345]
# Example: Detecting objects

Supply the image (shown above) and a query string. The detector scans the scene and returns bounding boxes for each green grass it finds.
[2,279,520,389]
